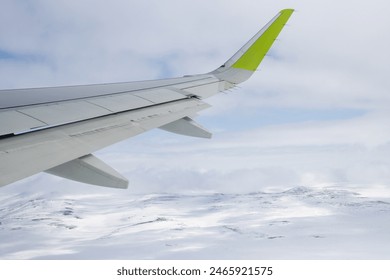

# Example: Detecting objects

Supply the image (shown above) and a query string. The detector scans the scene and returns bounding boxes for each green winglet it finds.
[232,9,294,71]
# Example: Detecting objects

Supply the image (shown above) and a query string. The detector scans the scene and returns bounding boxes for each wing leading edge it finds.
[0,9,294,188]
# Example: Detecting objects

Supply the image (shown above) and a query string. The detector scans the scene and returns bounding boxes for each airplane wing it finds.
[0,9,294,189]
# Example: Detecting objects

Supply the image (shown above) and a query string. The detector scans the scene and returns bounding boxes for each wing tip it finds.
[281,8,294,14]
[211,8,294,84]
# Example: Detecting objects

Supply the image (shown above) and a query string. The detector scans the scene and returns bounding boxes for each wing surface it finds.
[0,9,294,188]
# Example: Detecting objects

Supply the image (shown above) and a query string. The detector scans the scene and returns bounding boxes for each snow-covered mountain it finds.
[1,186,389,259]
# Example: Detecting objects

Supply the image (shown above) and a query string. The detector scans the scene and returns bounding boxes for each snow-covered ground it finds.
[1,185,390,259]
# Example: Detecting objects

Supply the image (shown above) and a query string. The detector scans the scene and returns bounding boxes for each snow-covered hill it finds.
[1,186,390,259]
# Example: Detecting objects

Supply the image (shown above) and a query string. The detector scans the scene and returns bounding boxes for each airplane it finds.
[0,9,294,189]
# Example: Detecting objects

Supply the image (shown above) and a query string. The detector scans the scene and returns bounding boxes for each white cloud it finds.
[1,0,390,193]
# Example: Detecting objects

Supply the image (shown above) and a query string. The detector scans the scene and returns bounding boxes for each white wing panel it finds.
[133,88,186,103]
[18,101,112,127]
[87,94,153,112]
[181,81,226,98]
[174,76,220,90]
[0,110,47,135]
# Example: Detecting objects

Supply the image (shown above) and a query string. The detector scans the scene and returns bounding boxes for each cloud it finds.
[1,0,390,194]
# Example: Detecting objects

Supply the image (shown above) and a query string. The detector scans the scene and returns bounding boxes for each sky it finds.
[1,0,390,195]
